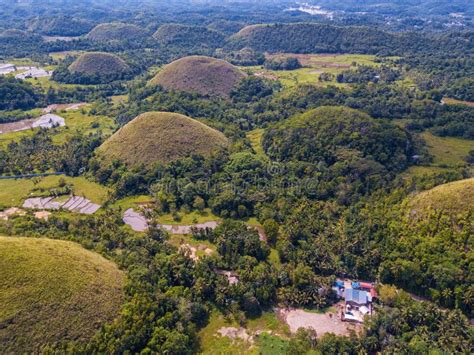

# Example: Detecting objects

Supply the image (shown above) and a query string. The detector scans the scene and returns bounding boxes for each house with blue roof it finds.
[345,288,369,306]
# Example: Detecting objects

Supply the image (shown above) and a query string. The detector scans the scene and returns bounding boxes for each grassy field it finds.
[158,208,220,225]
[244,54,381,88]
[442,97,474,108]
[246,128,267,159]
[0,175,110,207]
[198,309,289,354]
[0,236,124,353]
[0,108,115,148]
[421,132,474,166]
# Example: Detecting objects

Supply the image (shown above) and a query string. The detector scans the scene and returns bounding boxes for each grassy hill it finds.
[409,178,474,217]
[68,52,130,75]
[149,56,245,97]
[86,22,148,41]
[97,111,229,168]
[0,236,125,353]
[152,24,225,49]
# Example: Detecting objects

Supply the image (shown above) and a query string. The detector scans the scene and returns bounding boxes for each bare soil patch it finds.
[276,305,359,337]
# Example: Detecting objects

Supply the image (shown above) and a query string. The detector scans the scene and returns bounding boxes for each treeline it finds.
[228,23,472,56]
[0,76,43,111]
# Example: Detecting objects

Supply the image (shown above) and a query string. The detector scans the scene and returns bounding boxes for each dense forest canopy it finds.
[0,0,473,353]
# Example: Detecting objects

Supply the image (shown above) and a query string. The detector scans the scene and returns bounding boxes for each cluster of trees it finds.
[336,65,401,83]
[264,57,301,70]
[0,76,43,111]
[0,131,103,176]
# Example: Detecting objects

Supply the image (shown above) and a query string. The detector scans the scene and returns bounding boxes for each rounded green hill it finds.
[152,23,225,47]
[68,52,130,75]
[148,55,245,97]
[97,112,229,168]
[263,106,412,172]
[86,22,148,41]
[0,236,125,352]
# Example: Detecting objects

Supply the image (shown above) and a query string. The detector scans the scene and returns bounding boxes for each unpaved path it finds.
[122,208,267,240]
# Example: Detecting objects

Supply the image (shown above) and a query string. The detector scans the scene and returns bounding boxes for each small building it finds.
[344,288,369,307]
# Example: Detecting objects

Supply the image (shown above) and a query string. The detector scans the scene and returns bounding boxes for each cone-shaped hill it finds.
[97,112,229,168]
[68,52,130,75]
[0,236,124,353]
[408,177,474,219]
[148,56,246,97]
[263,106,412,172]
[86,22,148,41]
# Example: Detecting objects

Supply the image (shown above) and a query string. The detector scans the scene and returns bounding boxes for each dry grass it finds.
[0,236,125,353]
[409,178,474,215]
[69,52,130,75]
[97,111,229,168]
[148,56,245,97]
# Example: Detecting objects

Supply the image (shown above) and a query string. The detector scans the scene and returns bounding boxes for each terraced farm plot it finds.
[0,175,110,207]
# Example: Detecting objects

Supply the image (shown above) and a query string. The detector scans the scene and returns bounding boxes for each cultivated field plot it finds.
[0,176,110,207]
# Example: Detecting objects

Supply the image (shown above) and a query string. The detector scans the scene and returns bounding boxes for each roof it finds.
[345,288,369,305]
[359,282,373,288]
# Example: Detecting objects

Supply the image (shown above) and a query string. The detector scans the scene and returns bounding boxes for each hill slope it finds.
[409,177,474,217]
[149,56,245,97]
[97,112,229,168]
[68,52,130,75]
[153,24,225,49]
[86,22,148,41]
[263,106,412,172]
[0,236,125,353]
[229,23,398,54]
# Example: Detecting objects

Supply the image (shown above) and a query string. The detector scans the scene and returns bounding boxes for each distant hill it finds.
[28,16,94,36]
[97,111,229,168]
[86,22,148,42]
[229,23,399,54]
[0,236,124,353]
[0,29,35,40]
[153,24,225,49]
[68,52,130,75]
[148,55,245,97]
[263,106,412,172]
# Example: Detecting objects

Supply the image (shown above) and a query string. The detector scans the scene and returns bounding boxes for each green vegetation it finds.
[148,56,245,97]
[97,111,229,168]
[0,109,114,148]
[263,106,412,172]
[86,22,148,42]
[153,24,225,50]
[421,132,474,166]
[0,175,110,207]
[0,236,124,353]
